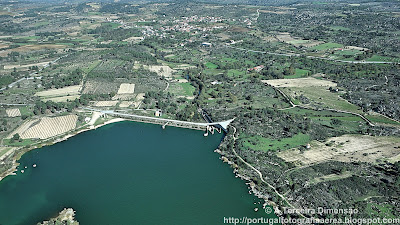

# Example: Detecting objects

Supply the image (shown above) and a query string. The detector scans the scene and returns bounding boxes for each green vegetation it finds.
[205,62,218,69]
[284,68,310,79]
[366,55,396,62]
[0,147,12,158]
[3,138,34,147]
[179,83,196,96]
[0,1,400,222]
[311,42,343,51]
[240,133,310,152]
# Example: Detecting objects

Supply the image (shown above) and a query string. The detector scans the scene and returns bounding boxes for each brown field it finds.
[0,147,15,161]
[259,10,290,14]
[82,80,120,94]
[262,36,279,42]
[94,101,118,107]
[123,36,144,43]
[175,64,196,70]
[117,83,135,94]
[278,135,400,165]
[275,33,322,47]
[176,79,188,83]
[0,43,9,49]
[262,77,337,88]
[35,85,82,98]
[119,101,134,108]
[46,95,81,102]
[132,93,145,108]
[204,5,224,8]
[8,115,77,139]
[7,119,38,139]
[5,108,21,117]
[344,46,369,51]
[4,61,51,70]
[275,33,295,42]
[0,44,68,56]
[112,84,136,100]
[135,64,175,78]
[216,33,231,40]
[228,26,250,33]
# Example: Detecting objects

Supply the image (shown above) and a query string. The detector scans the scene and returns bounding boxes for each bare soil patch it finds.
[6,108,21,117]
[35,85,82,98]
[9,115,77,139]
[278,135,400,165]
[262,77,337,88]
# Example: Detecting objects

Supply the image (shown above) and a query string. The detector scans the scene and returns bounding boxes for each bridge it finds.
[82,107,235,133]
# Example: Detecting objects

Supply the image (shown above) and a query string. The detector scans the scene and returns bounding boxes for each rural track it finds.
[0,53,71,91]
[229,125,308,219]
[270,85,376,127]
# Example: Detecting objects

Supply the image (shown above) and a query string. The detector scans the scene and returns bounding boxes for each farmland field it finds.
[117,83,135,94]
[311,42,343,51]
[240,133,310,152]
[278,135,400,165]
[286,86,362,113]
[284,69,311,79]
[8,115,77,139]
[35,85,81,102]
[262,77,337,88]
[35,85,81,98]
[5,109,21,117]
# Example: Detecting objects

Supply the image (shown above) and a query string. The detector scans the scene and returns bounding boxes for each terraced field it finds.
[8,115,77,140]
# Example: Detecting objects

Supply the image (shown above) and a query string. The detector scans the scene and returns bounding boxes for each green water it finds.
[0,121,271,225]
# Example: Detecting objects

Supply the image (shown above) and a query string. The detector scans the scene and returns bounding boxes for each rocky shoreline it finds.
[214,148,280,216]
[37,208,79,225]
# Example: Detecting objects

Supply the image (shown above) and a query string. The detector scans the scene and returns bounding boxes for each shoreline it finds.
[214,148,274,214]
[0,116,276,221]
[0,118,126,182]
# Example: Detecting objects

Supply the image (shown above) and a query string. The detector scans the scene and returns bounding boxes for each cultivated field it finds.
[262,77,337,88]
[275,33,322,47]
[0,44,67,56]
[82,80,120,94]
[117,83,135,94]
[123,36,144,43]
[5,108,21,117]
[94,101,118,107]
[4,61,51,70]
[8,115,77,139]
[46,95,81,102]
[119,101,134,108]
[7,119,37,139]
[144,65,175,78]
[35,85,81,98]
[286,86,362,113]
[278,135,400,165]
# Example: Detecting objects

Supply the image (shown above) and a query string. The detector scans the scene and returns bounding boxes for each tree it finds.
[11,133,21,143]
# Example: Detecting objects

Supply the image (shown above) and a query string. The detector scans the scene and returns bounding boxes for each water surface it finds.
[0,121,268,224]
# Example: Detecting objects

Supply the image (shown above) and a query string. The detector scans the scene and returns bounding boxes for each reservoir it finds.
[0,121,271,224]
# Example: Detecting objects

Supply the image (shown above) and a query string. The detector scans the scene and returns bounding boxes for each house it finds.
[201,42,212,47]
[211,80,221,85]
[155,110,162,117]
[248,65,265,72]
